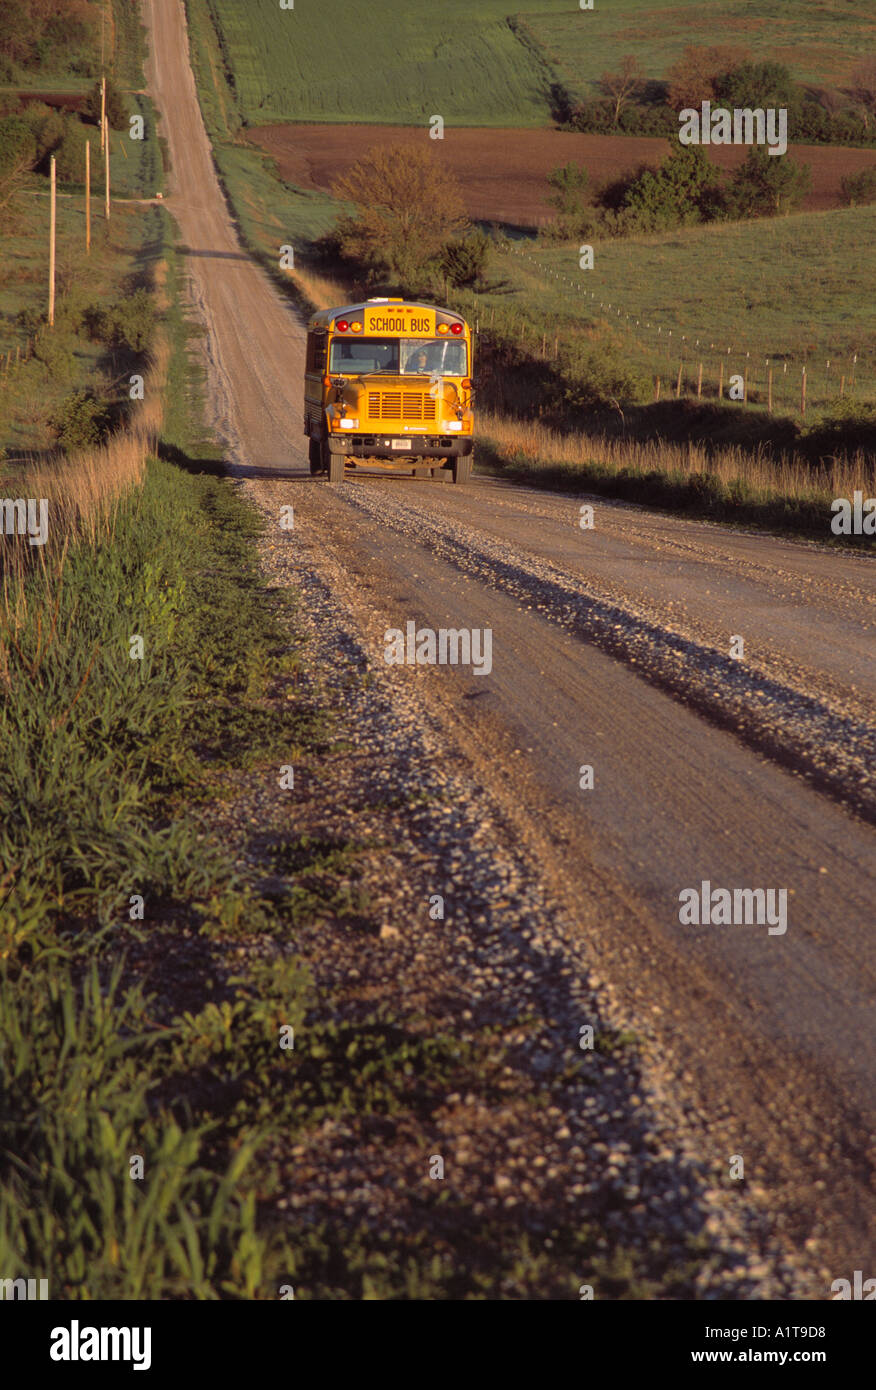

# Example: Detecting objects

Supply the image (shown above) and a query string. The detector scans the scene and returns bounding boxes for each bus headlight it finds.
[339,418,359,429]
[445,421,462,431]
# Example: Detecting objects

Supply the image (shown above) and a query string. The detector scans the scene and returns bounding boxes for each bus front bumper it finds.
[328,433,473,461]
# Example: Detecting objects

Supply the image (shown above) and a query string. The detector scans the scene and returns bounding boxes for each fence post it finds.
[718,361,724,399]
[48,155,56,328]
[697,361,703,398]
[767,367,773,414]
[800,366,807,416]
[675,362,683,398]
[655,376,661,402]
[840,374,845,399]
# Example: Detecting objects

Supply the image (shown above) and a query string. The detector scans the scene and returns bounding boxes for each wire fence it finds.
[497,241,869,416]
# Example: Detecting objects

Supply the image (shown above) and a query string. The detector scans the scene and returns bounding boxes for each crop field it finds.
[197,0,570,126]
[196,0,875,129]
[251,122,876,223]
[526,0,876,103]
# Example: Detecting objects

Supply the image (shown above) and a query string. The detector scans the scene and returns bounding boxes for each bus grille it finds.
[367,391,436,422]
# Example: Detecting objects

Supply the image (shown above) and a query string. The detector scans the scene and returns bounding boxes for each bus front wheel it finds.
[452,457,472,485]
[308,438,322,474]
[327,445,345,483]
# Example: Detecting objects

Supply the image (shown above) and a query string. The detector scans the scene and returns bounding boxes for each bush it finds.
[84,77,128,132]
[561,342,644,411]
[54,117,90,183]
[32,330,74,378]
[0,114,36,191]
[19,102,65,161]
[728,146,810,217]
[619,143,716,231]
[839,168,876,206]
[802,399,876,454]
[439,231,490,289]
[51,389,111,450]
[85,289,156,353]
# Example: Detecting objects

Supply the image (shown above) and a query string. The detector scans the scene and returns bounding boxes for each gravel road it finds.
[144,0,874,1292]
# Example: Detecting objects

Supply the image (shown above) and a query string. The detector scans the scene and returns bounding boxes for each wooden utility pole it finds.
[104,116,110,219]
[100,76,106,151]
[48,156,56,328]
[85,139,91,252]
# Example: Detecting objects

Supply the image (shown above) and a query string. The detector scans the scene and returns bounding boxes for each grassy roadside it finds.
[475,411,875,545]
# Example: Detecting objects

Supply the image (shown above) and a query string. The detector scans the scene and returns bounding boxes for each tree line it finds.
[563,49,876,150]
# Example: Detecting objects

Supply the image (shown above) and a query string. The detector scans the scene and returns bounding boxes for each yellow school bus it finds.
[304,299,474,483]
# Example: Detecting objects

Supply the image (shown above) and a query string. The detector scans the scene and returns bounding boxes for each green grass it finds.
[474,203,876,416]
[192,0,876,130]
[0,0,147,92]
[526,0,876,103]
[0,89,165,457]
[196,0,570,127]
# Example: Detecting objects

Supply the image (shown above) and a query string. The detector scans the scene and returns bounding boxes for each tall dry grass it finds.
[0,272,171,641]
[284,265,351,314]
[478,409,875,504]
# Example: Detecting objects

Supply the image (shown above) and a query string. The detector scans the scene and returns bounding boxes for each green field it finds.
[198,0,570,126]
[477,203,876,414]
[195,0,876,129]
[521,0,876,104]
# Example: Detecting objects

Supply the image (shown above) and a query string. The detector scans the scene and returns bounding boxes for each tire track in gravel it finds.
[330,480,876,821]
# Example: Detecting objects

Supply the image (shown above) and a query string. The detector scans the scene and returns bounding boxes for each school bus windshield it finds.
[328,337,468,375]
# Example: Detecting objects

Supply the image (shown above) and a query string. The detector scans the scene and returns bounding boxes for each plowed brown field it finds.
[250,123,876,225]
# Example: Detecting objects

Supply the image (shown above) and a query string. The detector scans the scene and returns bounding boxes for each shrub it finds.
[85,289,156,353]
[839,168,876,207]
[0,114,36,194]
[439,232,490,289]
[32,330,74,378]
[561,342,644,411]
[54,117,90,183]
[51,389,111,450]
[619,143,716,231]
[84,77,128,132]
[19,102,65,161]
[728,146,811,217]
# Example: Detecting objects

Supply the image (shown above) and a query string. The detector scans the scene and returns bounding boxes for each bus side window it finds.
[306,335,327,373]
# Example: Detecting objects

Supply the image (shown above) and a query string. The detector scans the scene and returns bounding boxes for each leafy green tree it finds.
[728,145,810,216]
[621,143,715,230]
[332,145,467,286]
[714,61,799,113]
